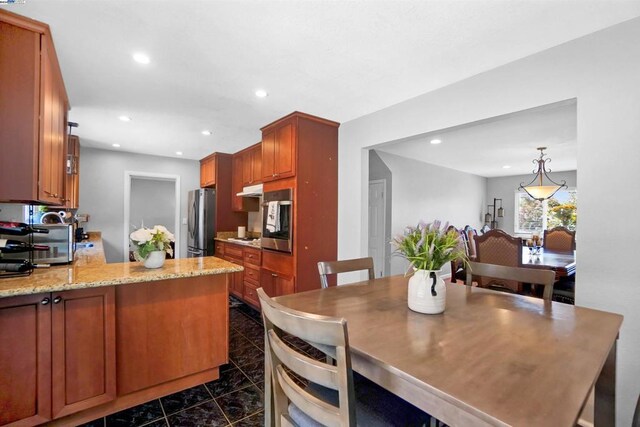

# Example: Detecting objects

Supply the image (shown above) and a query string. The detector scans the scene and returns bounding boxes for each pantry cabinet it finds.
[0,10,69,205]
[0,286,115,426]
[64,135,81,209]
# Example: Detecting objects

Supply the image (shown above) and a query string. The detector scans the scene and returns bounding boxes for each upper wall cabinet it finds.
[242,143,262,186]
[0,10,70,205]
[200,153,217,188]
[261,117,296,182]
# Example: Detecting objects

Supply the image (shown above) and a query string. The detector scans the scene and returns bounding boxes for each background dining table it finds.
[272,275,621,426]
[522,247,576,277]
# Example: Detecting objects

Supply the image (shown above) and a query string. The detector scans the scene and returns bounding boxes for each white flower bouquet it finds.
[130,225,175,262]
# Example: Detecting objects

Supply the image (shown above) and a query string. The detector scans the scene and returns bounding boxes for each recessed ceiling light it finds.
[119,116,131,122]
[255,89,268,98]
[176,151,183,156]
[132,53,150,65]
[430,139,442,145]
[201,130,212,136]
[503,165,512,169]
[112,143,121,148]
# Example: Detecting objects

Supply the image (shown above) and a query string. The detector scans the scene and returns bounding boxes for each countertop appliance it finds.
[187,189,216,257]
[0,224,74,264]
[262,188,293,253]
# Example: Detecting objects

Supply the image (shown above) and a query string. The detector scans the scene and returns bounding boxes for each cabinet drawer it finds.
[243,281,260,308]
[243,248,261,266]
[244,263,260,285]
[214,242,225,256]
[224,244,243,259]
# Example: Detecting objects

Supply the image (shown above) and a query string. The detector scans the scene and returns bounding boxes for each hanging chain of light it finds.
[518,147,567,201]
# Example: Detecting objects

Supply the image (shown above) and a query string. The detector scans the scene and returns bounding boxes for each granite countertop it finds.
[215,231,261,249]
[0,232,243,298]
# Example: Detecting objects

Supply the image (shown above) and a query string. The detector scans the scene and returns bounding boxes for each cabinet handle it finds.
[41,297,50,305]
[53,296,62,304]
[248,255,253,258]
[272,273,278,277]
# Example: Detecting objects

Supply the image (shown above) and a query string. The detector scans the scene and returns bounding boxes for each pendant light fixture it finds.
[519,147,567,201]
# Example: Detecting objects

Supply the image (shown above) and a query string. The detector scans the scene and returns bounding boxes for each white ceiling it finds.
[374,100,577,178]
[4,1,640,160]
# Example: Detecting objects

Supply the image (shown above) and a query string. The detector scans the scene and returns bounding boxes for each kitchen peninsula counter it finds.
[0,232,243,298]
[0,231,239,427]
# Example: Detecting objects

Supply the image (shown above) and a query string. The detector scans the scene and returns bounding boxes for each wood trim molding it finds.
[260,111,340,131]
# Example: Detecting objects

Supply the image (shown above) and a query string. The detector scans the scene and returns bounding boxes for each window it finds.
[514,189,577,234]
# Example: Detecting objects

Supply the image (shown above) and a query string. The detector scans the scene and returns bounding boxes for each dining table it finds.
[269,276,622,426]
[522,247,576,277]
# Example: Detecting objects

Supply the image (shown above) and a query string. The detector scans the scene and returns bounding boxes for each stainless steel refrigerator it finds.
[187,189,216,257]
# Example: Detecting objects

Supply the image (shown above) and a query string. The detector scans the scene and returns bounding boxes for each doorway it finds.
[124,171,181,262]
[368,179,387,278]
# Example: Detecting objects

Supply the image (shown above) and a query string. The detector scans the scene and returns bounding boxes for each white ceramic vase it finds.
[407,269,446,314]
[143,251,166,269]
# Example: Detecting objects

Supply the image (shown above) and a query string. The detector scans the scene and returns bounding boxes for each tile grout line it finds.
[155,398,170,427]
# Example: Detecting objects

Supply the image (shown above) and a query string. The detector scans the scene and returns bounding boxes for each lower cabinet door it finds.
[261,269,294,297]
[51,286,116,418]
[0,294,52,426]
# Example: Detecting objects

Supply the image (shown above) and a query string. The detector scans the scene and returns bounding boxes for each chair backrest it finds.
[465,261,556,300]
[543,226,575,253]
[317,257,375,289]
[474,229,523,292]
[463,225,478,258]
[258,288,356,426]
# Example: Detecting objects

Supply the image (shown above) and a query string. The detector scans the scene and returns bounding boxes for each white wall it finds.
[375,151,486,276]
[79,147,199,263]
[130,178,176,233]
[486,170,577,236]
[338,18,640,424]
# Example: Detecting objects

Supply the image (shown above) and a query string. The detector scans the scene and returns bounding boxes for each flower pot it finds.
[143,251,166,269]
[408,269,446,314]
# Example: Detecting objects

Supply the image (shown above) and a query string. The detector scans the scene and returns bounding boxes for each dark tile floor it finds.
[80,300,441,427]
[80,302,273,427]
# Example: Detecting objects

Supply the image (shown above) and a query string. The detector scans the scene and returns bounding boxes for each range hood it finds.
[236,183,263,197]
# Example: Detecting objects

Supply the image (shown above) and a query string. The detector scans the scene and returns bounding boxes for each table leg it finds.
[594,339,616,426]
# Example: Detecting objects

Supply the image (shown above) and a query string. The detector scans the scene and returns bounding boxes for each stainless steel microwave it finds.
[262,189,293,253]
[0,224,74,264]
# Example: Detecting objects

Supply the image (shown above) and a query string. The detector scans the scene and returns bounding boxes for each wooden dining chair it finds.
[258,288,431,426]
[474,229,523,293]
[466,261,556,301]
[543,226,576,253]
[317,257,375,289]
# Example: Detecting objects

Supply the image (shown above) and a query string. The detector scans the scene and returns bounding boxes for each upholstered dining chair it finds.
[465,262,556,301]
[474,229,523,293]
[317,257,375,289]
[463,225,478,259]
[543,226,576,253]
[257,288,431,427]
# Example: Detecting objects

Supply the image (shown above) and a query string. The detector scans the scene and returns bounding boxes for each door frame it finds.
[368,178,388,278]
[124,171,181,262]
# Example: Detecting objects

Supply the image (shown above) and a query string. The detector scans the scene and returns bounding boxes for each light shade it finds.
[497,207,504,218]
[484,213,492,224]
[524,185,561,200]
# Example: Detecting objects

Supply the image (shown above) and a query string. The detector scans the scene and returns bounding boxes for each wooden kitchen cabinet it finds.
[261,268,295,297]
[0,286,115,426]
[221,242,244,300]
[199,152,248,229]
[262,118,295,182]
[242,143,262,186]
[200,154,217,188]
[0,10,70,205]
[51,287,116,418]
[231,153,244,211]
[0,294,52,427]
[63,135,80,209]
